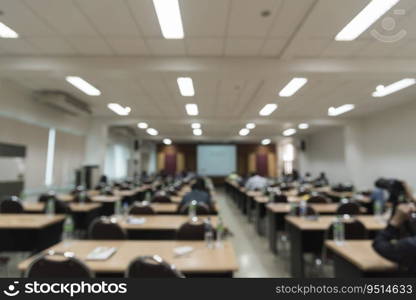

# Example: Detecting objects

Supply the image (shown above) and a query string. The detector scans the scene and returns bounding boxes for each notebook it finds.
[86,247,117,261]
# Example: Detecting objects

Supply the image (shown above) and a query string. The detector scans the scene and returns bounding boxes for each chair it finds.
[294,205,317,216]
[178,202,211,215]
[126,255,184,278]
[43,199,70,214]
[336,202,361,215]
[176,221,206,240]
[25,251,92,278]
[308,195,330,204]
[152,195,171,203]
[129,204,155,215]
[327,218,368,240]
[0,196,23,213]
[88,217,127,240]
[272,194,288,203]
[38,192,56,203]
[72,193,92,203]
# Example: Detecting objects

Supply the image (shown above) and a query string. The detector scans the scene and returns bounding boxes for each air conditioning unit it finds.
[33,90,92,116]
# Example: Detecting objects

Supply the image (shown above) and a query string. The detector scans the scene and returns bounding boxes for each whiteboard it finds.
[197,145,236,176]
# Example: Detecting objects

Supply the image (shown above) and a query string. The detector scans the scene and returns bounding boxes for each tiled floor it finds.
[216,189,290,278]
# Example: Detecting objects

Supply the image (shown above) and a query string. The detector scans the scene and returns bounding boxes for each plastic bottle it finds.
[216,217,225,248]
[204,217,214,249]
[299,200,307,217]
[373,200,383,217]
[188,200,197,221]
[289,202,297,216]
[46,199,55,216]
[62,215,75,240]
[123,202,129,218]
[268,191,275,203]
[114,200,122,216]
[333,217,345,245]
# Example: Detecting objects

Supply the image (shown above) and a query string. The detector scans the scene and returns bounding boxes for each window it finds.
[282,143,295,175]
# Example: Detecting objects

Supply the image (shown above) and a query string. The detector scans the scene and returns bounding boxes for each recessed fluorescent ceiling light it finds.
[335,0,400,41]
[282,128,296,137]
[298,123,309,130]
[191,123,201,129]
[193,128,202,136]
[279,77,308,97]
[246,123,256,129]
[66,76,101,96]
[261,139,271,145]
[328,104,355,116]
[177,77,195,96]
[372,78,416,97]
[147,128,159,136]
[152,0,184,39]
[107,103,131,116]
[163,138,172,145]
[0,22,19,38]
[239,128,250,136]
[185,103,199,116]
[137,122,148,129]
[259,104,278,116]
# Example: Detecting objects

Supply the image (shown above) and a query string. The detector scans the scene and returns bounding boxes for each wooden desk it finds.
[286,215,387,278]
[23,202,102,231]
[325,240,398,277]
[18,240,238,277]
[266,203,343,254]
[0,214,65,252]
[119,215,218,240]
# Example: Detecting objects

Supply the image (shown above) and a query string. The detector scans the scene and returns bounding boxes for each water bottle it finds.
[46,199,55,216]
[216,217,225,248]
[289,202,297,216]
[79,191,86,204]
[299,200,307,217]
[114,200,122,216]
[373,200,383,217]
[333,217,345,245]
[62,215,74,240]
[123,202,129,218]
[145,191,152,202]
[268,191,275,203]
[204,217,214,249]
[188,200,197,222]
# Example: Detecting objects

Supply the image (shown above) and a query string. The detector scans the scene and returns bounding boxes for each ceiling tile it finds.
[181,0,230,37]
[147,39,186,56]
[25,37,77,55]
[66,37,114,55]
[0,38,41,54]
[126,0,162,37]
[225,38,263,56]
[227,0,282,38]
[75,0,141,36]
[186,38,223,56]
[105,38,149,55]
[260,38,286,57]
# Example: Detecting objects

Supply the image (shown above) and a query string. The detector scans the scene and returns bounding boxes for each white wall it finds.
[104,132,135,181]
[299,127,350,184]
[0,79,89,194]
[299,99,416,190]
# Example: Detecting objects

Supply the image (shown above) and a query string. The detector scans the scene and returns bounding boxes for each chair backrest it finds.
[308,195,330,204]
[0,196,23,214]
[273,194,288,203]
[129,204,155,215]
[26,251,92,278]
[38,192,55,203]
[43,199,70,214]
[327,219,368,240]
[152,195,171,203]
[336,202,361,215]
[176,221,206,240]
[72,193,92,203]
[294,205,317,216]
[88,217,127,240]
[126,255,184,278]
[178,202,211,215]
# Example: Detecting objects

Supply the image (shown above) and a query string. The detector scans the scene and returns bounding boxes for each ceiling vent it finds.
[33,90,92,116]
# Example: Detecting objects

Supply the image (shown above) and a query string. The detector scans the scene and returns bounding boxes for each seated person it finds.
[301,172,313,184]
[373,203,416,275]
[244,172,268,191]
[314,172,329,186]
[179,177,213,210]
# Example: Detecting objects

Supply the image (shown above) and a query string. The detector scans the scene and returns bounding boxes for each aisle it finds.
[215,188,289,278]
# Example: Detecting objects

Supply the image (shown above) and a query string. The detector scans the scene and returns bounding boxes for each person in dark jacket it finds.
[179,177,213,209]
[373,202,416,275]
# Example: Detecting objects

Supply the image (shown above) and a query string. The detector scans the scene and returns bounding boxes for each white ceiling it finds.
[0,0,416,141]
